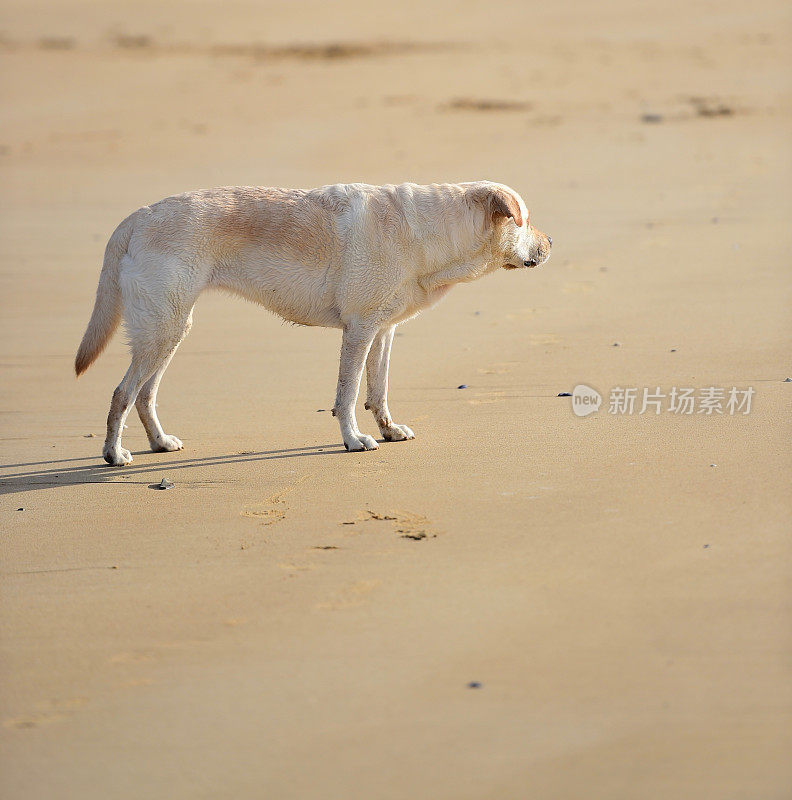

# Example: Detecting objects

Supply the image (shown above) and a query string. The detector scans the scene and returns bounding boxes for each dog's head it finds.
[470,182,552,270]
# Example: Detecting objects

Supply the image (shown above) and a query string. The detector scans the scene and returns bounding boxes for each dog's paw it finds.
[343,433,379,452]
[103,447,133,466]
[382,423,415,442]
[151,435,183,453]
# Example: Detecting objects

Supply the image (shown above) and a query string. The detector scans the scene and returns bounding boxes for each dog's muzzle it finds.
[523,260,538,268]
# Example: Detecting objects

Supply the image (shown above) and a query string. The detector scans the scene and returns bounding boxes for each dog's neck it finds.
[417,230,501,294]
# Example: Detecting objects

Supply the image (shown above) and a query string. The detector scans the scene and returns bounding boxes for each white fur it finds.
[75,181,551,464]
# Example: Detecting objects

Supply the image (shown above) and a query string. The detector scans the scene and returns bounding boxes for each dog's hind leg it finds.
[364,325,414,442]
[103,311,194,466]
[135,309,193,453]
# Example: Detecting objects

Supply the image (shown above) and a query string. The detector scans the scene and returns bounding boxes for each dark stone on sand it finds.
[557,392,572,397]
[457,384,468,389]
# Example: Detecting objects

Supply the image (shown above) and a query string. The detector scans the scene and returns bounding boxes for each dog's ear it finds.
[474,185,524,229]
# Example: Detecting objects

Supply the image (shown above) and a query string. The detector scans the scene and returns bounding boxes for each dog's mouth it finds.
[504,260,538,270]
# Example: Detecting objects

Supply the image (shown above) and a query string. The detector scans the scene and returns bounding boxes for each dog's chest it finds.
[393,282,453,324]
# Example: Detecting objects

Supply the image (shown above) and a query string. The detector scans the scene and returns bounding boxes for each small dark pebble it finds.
[641,113,663,123]
[152,478,174,490]
[784,377,792,382]
[557,392,572,397]
[17,508,23,511]
[612,342,620,347]
[703,544,710,549]
[457,384,468,389]
[467,681,482,689]
[316,408,326,412]
[670,348,677,352]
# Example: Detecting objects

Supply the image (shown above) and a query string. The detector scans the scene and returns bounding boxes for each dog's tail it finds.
[75,213,136,377]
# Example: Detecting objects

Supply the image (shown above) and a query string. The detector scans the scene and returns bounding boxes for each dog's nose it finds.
[548,236,553,247]
[523,260,538,267]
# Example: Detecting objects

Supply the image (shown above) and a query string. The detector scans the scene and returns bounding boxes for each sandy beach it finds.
[1,1,791,797]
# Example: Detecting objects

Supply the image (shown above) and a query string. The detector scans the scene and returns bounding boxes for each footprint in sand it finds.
[340,509,439,540]
[241,474,312,526]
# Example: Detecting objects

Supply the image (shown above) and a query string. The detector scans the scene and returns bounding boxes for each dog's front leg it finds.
[364,325,415,442]
[333,318,380,451]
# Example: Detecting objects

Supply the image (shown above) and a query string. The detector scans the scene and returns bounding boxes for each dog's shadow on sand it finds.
[0,444,346,497]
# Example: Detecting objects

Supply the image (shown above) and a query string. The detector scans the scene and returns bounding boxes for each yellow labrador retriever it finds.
[75,181,552,464]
